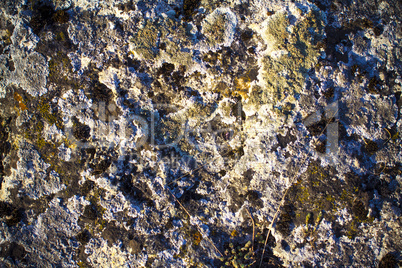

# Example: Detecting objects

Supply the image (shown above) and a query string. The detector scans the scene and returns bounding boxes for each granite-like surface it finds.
[0,0,401,267]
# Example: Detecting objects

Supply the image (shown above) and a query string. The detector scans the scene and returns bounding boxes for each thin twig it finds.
[318,108,339,137]
[245,207,255,254]
[166,187,223,257]
[381,128,398,147]
[311,108,339,146]
[259,171,300,267]
[372,162,387,175]
[375,128,402,156]
[384,128,392,142]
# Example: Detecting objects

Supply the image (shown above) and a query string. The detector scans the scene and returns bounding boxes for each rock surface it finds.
[0,0,401,267]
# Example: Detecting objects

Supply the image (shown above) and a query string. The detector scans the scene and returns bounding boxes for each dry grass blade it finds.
[167,148,235,186]
[166,186,223,257]
[259,109,339,267]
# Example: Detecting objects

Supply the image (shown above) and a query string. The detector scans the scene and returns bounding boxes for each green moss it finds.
[38,98,63,129]
[37,137,47,149]
[1,28,12,46]
[48,51,72,82]
[281,161,378,243]
[295,185,310,203]
[218,232,273,268]
[346,220,360,239]
[56,31,66,42]
[391,132,400,141]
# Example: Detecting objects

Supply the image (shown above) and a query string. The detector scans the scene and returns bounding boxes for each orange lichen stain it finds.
[234,76,251,99]
[213,76,250,99]
[13,92,27,110]
[231,229,238,237]
[193,231,203,246]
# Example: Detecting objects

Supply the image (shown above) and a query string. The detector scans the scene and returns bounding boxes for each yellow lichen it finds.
[202,12,228,46]
[130,20,160,59]
[193,230,203,246]
[201,8,236,48]
[259,8,325,110]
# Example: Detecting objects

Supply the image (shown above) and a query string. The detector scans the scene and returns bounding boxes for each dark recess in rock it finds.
[102,221,124,246]
[72,119,91,142]
[80,180,95,196]
[91,81,114,103]
[76,229,91,245]
[146,234,172,254]
[0,201,24,226]
[6,58,15,71]
[276,204,294,236]
[119,174,155,207]
[182,0,201,21]
[117,0,136,12]
[0,117,11,178]
[277,129,297,148]
[363,139,379,155]
[308,0,332,11]
[127,238,142,254]
[90,158,112,175]
[378,252,399,268]
[100,221,144,254]
[351,200,368,221]
[80,202,102,225]
[179,181,204,204]
[247,190,263,208]
[314,138,326,154]
[227,188,246,213]
[0,242,27,264]
[157,62,175,77]
[30,4,69,35]
[240,29,254,43]
[323,87,335,100]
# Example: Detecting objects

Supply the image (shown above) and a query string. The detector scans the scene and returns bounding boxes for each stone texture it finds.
[0,0,401,267]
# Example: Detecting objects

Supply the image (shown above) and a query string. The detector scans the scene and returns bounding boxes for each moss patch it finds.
[282,162,374,241]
